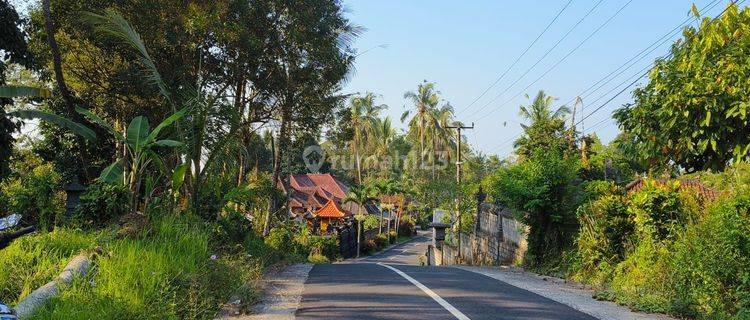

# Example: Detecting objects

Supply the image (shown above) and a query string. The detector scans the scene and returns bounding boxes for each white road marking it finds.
[378,263,471,320]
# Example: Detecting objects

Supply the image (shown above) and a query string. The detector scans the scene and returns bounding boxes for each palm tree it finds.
[365,117,396,178]
[428,103,456,175]
[402,81,440,169]
[349,93,386,183]
[343,185,371,258]
[514,90,571,157]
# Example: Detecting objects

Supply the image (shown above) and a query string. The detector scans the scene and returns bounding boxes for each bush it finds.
[399,216,416,236]
[361,239,376,254]
[573,192,633,285]
[388,230,397,241]
[0,163,64,230]
[374,234,388,248]
[308,236,338,260]
[72,181,129,228]
[307,252,330,264]
[265,227,293,253]
[363,214,379,231]
[669,193,750,319]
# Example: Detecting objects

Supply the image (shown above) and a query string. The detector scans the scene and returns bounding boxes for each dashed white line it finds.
[378,263,471,320]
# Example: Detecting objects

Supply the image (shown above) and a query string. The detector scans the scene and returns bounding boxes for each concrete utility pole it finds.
[446,122,474,260]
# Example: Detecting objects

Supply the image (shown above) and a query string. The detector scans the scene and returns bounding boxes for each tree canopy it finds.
[614,5,750,172]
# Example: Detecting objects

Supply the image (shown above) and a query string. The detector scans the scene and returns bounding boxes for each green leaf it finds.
[127,116,150,150]
[76,107,123,140]
[99,160,124,184]
[0,86,52,99]
[152,139,184,147]
[8,110,96,140]
[172,162,188,191]
[145,108,187,143]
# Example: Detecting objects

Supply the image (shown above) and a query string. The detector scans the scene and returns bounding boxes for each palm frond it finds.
[9,109,96,140]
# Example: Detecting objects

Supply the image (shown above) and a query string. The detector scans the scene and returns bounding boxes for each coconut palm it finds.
[343,185,371,258]
[365,116,396,177]
[514,90,571,158]
[402,81,440,169]
[348,93,386,184]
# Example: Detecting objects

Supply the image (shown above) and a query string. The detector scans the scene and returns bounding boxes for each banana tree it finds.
[77,107,186,213]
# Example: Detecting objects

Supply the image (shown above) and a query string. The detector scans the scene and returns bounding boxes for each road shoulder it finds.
[456,266,675,320]
[216,263,312,320]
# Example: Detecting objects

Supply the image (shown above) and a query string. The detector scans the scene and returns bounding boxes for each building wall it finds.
[428,204,528,266]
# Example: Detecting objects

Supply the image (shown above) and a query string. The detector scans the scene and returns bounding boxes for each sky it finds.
[341,0,732,158]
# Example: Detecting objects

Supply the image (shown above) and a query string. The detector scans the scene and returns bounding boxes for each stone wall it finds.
[428,204,528,266]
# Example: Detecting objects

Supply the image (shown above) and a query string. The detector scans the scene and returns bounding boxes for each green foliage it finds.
[513,91,571,159]
[29,214,262,319]
[307,236,338,261]
[265,227,293,253]
[363,214,379,231]
[307,252,330,264]
[570,173,750,319]
[0,161,63,230]
[374,233,388,248]
[361,239,376,254]
[485,148,582,268]
[614,4,750,172]
[0,228,100,304]
[669,192,750,319]
[398,215,416,236]
[72,181,129,227]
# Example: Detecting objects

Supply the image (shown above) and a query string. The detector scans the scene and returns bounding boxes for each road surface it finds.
[296,231,597,320]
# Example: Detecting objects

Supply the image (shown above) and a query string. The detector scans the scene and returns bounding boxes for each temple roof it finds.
[315,200,348,218]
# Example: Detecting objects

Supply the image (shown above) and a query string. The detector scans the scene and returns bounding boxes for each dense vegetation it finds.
[2,0,750,319]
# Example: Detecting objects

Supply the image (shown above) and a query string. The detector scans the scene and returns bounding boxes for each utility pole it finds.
[446,122,474,260]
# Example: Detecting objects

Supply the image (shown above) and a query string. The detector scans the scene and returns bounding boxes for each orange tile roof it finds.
[315,200,348,218]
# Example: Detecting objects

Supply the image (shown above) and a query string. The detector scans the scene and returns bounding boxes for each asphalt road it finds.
[296,232,597,320]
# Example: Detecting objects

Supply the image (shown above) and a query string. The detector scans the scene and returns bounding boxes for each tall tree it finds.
[402,80,441,170]
[614,3,750,172]
[348,92,386,183]
[0,0,32,181]
[513,90,570,158]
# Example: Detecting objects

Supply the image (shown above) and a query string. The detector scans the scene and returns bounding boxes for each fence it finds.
[337,222,379,259]
[428,203,528,266]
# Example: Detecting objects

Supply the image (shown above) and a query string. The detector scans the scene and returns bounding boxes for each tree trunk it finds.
[264,107,288,236]
[43,0,90,182]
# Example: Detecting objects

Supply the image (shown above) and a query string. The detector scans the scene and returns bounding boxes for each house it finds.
[278,173,378,232]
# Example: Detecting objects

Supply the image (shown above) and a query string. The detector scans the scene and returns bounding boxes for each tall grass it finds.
[29,214,266,319]
[0,228,100,304]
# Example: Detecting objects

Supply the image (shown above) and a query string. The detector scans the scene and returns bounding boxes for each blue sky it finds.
[341,0,730,157]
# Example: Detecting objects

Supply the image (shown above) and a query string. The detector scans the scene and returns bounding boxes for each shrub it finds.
[399,216,416,236]
[669,193,750,319]
[72,181,129,228]
[361,239,376,254]
[0,163,64,230]
[485,149,582,268]
[374,234,388,248]
[265,227,293,253]
[308,236,338,260]
[307,252,330,264]
[363,214,379,231]
[388,230,397,241]
[573,192,633,285]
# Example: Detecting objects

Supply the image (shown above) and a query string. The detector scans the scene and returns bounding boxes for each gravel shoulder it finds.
[456,266,675,320]
[216,263,312,320]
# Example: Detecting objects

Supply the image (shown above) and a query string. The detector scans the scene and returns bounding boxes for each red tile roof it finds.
[315,200,347,218]
[625,178,717,200]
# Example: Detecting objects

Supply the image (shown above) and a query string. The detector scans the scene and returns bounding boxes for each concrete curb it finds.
[216,263,313,320]
[456,266,676,320]
[14,254,90,319]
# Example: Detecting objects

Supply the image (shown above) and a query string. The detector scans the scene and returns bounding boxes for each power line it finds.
[470,0,634,123]
[458,0,574,115]
[574,0,742,128]
[484,0,726,156]
[463,0,606,118]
